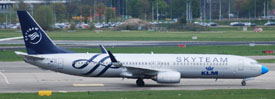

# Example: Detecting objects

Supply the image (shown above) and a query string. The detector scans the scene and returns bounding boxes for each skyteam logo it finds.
[201,66,218,76]
[72,54,119,77]
[24,27,42,44]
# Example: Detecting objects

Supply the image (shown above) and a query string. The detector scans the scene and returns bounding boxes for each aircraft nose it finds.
[261,65,269,74]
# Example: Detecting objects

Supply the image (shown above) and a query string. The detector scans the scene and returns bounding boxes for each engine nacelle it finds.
[153,71,181,83]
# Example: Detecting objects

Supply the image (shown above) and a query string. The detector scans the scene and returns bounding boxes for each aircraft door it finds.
[57,58,64,69]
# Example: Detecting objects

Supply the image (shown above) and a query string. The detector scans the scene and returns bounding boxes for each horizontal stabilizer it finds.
[15,51,44,60]
[0,36,23,42]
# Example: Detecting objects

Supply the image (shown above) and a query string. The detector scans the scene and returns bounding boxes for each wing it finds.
[120,65,171,78]
[15,51,45,60]
[106,50,171,78]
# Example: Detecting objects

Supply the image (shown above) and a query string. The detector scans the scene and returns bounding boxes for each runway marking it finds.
[73,84,104,87]
[0,71,10,84]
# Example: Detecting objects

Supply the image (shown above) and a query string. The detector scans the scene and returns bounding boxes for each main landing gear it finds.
[136,78,145,87]
[241,80,246,86]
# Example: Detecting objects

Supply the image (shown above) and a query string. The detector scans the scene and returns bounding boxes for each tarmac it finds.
[0,61,274,93]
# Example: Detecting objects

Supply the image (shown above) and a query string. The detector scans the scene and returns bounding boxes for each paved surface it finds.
[0,61,274,93]
[1,40,275,50]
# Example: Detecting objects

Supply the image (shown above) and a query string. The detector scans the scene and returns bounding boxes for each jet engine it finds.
[152,71,181,83]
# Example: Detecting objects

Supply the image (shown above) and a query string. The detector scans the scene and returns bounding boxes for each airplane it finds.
[15,10,269,87]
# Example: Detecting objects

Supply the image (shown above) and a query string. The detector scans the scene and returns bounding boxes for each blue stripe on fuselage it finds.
[82,56,110,76]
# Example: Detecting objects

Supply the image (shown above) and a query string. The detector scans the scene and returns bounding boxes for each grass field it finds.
[257,59,275,63]
[0,89,274,99]
[1,28,275,41]
[1,45,275,61]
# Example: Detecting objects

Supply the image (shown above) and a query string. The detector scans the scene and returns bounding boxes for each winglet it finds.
[107,50,118,62]
[99,45,107,53]
[107,50,122,67]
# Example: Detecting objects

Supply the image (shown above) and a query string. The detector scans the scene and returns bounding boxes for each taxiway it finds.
[0,61,273,93]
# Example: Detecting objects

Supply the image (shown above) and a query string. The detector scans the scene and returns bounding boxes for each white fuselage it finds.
[25,53,262,79]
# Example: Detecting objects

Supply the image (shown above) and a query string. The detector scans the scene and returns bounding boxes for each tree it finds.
[139,0,151,19]
[234,0,249,17]
[34,6,54,31]
[18,0,29,11]
[170,0,200,19]
[234,0,272,18]
[95,3,106,21]
[53,3,66,22]
[79,5,91,22]
[170,0,186,18]
[66,3,77,22]
[127,0,140,18]
[191,0,200,18]
[154,0,168,19]
[179,16,187,25]
[105,7,115,22]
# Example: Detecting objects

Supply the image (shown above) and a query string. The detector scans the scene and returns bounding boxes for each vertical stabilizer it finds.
[17,10,73,54]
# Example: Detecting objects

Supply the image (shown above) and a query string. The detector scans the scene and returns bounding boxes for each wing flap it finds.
[119,65,172,78]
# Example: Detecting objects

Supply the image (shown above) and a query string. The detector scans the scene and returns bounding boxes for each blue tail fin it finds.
[17,10,74,54]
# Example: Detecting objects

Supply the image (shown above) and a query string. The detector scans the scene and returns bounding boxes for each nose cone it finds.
[261,65,269,74]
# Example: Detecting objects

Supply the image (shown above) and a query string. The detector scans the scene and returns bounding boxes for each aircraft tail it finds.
[17,10,74,54]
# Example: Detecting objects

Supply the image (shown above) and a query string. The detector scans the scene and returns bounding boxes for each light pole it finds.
[204,0,206,23]
[186,1,188,22]
[157,3,159,22]
[264,1,266,19]
[228,2,230,19]
[209,0,212,22]
[189,1,192,22]
[254,0,257,19]
[125,0,127,19]
[152,2,154,21]
[219,0,221,21]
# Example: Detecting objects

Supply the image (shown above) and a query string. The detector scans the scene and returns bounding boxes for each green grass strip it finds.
[257,59,275,63]
[0,89,274,99]
[2,29,275,41]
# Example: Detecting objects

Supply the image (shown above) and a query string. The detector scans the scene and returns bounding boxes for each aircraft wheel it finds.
[241,81,246,86]
[136,78,145,87]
